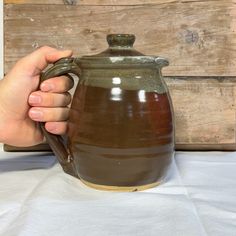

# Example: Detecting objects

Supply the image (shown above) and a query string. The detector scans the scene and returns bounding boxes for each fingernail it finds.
[29,94,42,104]
[41,82,54,92]
[29,109,43,120]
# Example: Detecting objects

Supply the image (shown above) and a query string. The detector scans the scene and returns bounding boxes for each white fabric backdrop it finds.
[0,144,236,236]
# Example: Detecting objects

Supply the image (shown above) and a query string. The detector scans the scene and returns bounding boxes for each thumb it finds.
[16,46,73,77]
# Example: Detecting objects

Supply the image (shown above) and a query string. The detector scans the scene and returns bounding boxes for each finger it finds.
[28,107,69,122]
[45,121,68,135]
[28,91,71,107]
[40,75,74,92]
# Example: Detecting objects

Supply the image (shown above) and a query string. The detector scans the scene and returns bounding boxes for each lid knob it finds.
[107,34,135,48]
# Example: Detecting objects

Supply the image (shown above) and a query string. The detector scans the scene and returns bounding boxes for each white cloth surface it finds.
[0,144,236,236]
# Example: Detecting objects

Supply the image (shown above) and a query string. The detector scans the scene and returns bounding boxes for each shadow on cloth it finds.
[0,153,57,173]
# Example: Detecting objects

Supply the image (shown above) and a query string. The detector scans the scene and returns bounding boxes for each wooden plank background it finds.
[4,0,223,5]
[4,0,236,76]
[166,77,236,150]
[4,0,236,150]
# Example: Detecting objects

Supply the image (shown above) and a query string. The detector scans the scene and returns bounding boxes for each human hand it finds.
[0,46,74,147]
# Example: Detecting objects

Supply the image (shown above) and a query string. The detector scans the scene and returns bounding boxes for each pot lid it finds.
[76,34,169,68]
[92,34,144,57]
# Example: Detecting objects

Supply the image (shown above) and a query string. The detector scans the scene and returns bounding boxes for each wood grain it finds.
[4,0,207,5]
[4,2,236,76]
[4,1,236,150]
[165,77,236,149]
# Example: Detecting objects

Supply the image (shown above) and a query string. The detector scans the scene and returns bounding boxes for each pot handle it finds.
[39,57,81,177]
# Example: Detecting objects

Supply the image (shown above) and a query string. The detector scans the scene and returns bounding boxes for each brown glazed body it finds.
[40,34,174,191]
[68,85,173,187]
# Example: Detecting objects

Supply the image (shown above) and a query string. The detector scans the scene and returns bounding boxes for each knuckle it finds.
[67,75,74,88]
[62,108,70,120]
[46,93,55,106]
[48,108,68,121]
[46,108,56,121]
[61,75,74,90]
[39,45,55,52]
[65,92,72,104]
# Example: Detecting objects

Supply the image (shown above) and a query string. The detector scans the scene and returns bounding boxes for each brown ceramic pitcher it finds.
[40,34,174,191]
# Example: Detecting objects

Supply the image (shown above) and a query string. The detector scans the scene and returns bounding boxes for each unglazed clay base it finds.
[80,179,161,192]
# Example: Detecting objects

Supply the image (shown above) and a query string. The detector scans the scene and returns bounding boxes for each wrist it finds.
[0,79,11,144]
